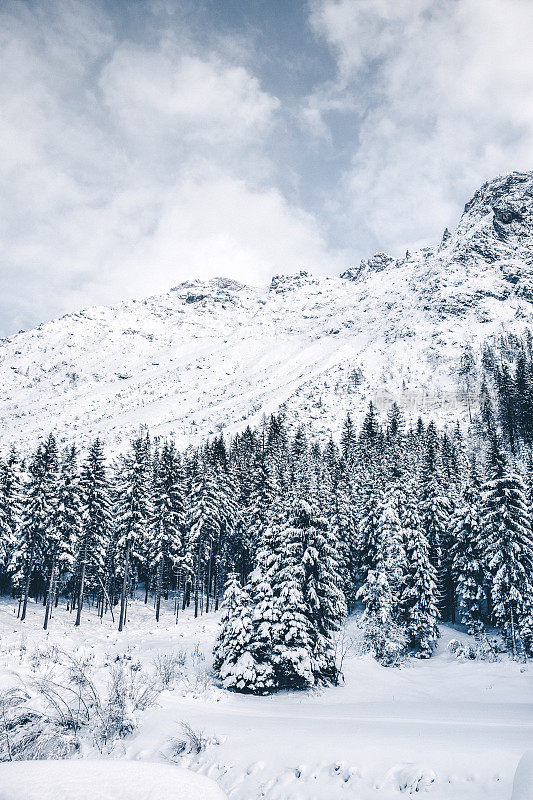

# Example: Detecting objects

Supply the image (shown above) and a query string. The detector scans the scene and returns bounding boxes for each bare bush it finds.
[153,651,187,689]
[0,651,160,761]
[0,684,83,761]
[168,721,217,759]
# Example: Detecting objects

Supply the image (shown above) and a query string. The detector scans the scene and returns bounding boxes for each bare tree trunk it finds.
[214,560,219,611]
[43,553,57,630]
[155,558,163,622]
[75,540,88,627]
[118,544,130,632]
[205,552,213,613]
[20,542,36,622]
[194,534,203,619]
[175,569,181,624]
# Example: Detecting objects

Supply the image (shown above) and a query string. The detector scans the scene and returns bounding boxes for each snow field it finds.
[0,760,227,800]
[0,596,531,799]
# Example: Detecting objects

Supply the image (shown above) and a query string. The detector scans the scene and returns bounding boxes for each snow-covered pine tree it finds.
[357,570,407,665]
[419,424,452,621]
[357,494,407,665]
[270,496,316,689]
[12,434,58,621]
[482,436,533,656]
[209,463,238,611]
[301,489,347,685]
[237,447,277,583]
[115,437,153,631]
[402,488,439,657]
[43,447,79,630]
[246,515,280,694]
[213,571,261,692]
[0,449,22,574]
[149,441,185,621]
[75,438,111,626]
[321,448,357,605]
[340,413,357,466]
[186,465,222,617]
[356,484,382,582]
[450,459,486,636]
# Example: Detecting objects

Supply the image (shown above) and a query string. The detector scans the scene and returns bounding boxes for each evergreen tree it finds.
[76,439,111,626]
[357,494,407,665]
[0,450,22,571]
[301,492,347,684]
[482,437,533,655]
[340,413,357,464]
[44,447,79,630]
[271,499,315,689]
[451,459,485,635]
[187,466,222,617]
[149,441,185,621]
[115,437,152,631]
[11,435,58,621]
[403,490,439,656]
[213,572,262,692]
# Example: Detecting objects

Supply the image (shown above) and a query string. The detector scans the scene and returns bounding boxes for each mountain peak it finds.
[463,170,533,217]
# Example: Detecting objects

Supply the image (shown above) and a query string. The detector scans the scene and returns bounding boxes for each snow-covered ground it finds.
[0,760,226,800]
[0,596,531,799]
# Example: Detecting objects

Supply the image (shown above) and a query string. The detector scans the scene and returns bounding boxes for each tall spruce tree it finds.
[0,450,22,572]
[44,447,79,630]
[450,459,486,635]
[482,437,533,655]
[115,437,152,631]
[149,441,185,621]
[12,435,58,621]
[186,466,222,617]
[357,494,407,664]
[213,572,261,692]
[403,489,439,656]
[76,439,111,626]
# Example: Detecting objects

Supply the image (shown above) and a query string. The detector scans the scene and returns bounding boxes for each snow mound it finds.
[384,762,436,793]
[511,752,533,800]
[0,760,227,800]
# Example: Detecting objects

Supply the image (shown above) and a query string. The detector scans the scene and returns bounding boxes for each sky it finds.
[1,0,532,336]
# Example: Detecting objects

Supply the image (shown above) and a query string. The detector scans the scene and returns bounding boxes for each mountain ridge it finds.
[1,170,532,452]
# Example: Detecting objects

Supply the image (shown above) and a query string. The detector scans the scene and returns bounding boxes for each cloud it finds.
[1,0,531,335]
[99,46,279,145]
[0,0,337,335]
[308,0,533,255]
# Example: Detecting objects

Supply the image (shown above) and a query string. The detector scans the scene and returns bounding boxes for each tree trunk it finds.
[194,533,203,619]
[43,553,57,631]
[205,552,213,613]
[20,541,36,622]
[118,544,130,632]
[155,558,163,622]
[214,562,219,611]
[75,540,89,627]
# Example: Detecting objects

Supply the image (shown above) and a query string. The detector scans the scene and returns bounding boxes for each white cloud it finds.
[0,0,340,335]
[309,0,533,254]
[99,46,279,144]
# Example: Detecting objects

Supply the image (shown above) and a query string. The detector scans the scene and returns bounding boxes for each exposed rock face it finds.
[0,171,532,451]
[341,253,396,282]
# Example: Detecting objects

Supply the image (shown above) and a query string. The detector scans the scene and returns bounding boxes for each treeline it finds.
[0,379,532,693]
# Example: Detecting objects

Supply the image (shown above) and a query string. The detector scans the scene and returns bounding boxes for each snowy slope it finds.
[0,597,531,800]
[1,170,533,451]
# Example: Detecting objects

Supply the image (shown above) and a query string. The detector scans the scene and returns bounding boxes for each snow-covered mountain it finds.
[1,171,532,452]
